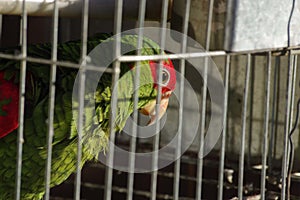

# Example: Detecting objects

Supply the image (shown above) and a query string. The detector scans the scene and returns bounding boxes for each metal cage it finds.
[0,0,299,200]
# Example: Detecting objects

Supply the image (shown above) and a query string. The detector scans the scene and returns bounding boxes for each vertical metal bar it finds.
[286,55,297,199]
[217,55,230,200]
[286,55,296,198]
[281,52,294,200]
[74,0,89,199]
[104,0,123,199]
[260,52,272,200]
[173,1,190,200]
[247,56,255,169]
[287,54,298,200]
[196,0,214,199]
[289,55,298,132]
[150,1,169,200]
[238,54,251,199]
[288,55,298,181]
[0,14,2,46]
[15,1,27,199]
[126,1,146,200]
[204,0,214,50]
[284,0,296,196]
[44,0,59,199]
[286,55,295,170]
[268,57,280,173]
[196,40,208,200]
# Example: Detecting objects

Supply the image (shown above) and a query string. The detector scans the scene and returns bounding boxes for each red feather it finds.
[149,59,176,93]
[0,71,19,138]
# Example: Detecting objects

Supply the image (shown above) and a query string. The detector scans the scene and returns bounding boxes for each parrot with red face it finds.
[0,34,176,200]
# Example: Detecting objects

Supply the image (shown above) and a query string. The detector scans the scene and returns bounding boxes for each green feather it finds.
[0,34,163,199]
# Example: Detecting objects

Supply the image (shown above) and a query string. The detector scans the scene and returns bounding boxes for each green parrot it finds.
[0,34,176,200]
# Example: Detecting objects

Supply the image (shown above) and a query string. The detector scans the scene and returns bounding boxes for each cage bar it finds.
[286,55,296,199]
[0,14,2,43]
[44,0,59,199]
[281,52,295,199]
[126,0,146,199]
[260,52,272,200]
[238,54,251,199]
[15,0,27,199]
[173,0,190,200]
[217,55,230,200]
[150,1,169,199]
[73,0,89,199]
[104,0,123,199]
[0,0,299,199]
[195,0,214,199]
[0,0,169,20]
[268,56,280,173]
[289,55,298,132]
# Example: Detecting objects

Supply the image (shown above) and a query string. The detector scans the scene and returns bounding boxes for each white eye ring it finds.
[161,68,170,86]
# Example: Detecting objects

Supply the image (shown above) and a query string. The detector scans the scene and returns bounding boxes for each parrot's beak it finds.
[139,91,172,125]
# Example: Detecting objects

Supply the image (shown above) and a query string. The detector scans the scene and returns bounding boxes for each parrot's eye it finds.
[161,68,170,86]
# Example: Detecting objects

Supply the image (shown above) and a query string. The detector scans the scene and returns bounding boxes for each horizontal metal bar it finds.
[0,0,170,20]
[62,169,240,199]
[87,163,240,189]
[0,49,299,70]
[63,181,196,200]
[119,51,226,62]
[0,52,112,72]
[118,48,300,62]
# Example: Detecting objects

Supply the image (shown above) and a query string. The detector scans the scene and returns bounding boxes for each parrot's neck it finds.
[111,61,157,132]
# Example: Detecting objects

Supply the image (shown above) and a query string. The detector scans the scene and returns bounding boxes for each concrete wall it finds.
[169,0,300,169]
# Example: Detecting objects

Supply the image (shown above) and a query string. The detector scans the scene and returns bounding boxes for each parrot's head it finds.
[138,59,176,125]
